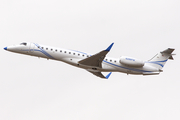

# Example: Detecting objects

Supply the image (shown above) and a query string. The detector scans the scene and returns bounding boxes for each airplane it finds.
[4,42,175,79]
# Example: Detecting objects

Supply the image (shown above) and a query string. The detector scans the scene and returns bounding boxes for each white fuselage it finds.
[5,42,160,75]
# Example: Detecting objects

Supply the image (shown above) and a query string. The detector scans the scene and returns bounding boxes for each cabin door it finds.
[29,43,35,53]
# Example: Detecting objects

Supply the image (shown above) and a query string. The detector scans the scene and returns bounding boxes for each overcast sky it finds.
[1,0,180,120]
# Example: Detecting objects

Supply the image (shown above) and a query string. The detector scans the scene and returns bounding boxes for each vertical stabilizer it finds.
[146,48,175,69]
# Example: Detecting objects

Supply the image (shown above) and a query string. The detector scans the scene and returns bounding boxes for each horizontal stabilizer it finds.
[169,56,174,60]
[161,48,175,60]
[161,48,175,54]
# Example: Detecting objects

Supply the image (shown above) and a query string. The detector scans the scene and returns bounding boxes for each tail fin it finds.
[146,48,175,69]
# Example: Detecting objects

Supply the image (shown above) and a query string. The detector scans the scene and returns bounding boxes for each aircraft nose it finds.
[4,47,7,50]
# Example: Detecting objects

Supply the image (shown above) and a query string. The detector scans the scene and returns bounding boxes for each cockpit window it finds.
[20,43,27,46]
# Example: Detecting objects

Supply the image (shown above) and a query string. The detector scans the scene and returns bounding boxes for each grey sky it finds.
[1,0,180,120]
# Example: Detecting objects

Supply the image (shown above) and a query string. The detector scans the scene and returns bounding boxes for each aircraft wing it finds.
[78,43,114,68]
[87,71,112,79]
[87,71,106,78]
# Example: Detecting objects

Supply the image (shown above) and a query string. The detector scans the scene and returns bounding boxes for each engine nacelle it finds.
[119,56,144,67]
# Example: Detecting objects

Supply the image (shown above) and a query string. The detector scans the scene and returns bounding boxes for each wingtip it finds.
[105,43,114,51]
[106,72,112,79]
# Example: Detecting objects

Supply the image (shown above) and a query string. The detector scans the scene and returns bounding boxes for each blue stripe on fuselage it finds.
[145,59,168,67]
[103,60,152,73]
[34,43,55,59]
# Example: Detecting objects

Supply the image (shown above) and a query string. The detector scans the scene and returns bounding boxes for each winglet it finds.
[105,43,114,51]
[106,72,112,79]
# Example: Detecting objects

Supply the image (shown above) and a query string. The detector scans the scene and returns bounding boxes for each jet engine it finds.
[119,56,144,67]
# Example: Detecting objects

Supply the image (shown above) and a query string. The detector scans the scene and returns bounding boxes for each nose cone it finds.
[4,47,7,50]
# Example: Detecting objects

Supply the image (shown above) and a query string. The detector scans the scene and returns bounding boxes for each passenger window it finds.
[69,52,71,54]
[51,49,53,51]
[60,50,62,52]
[42,47,44,49]
[55,50,57,52]
[82,55,84,57]
[114,61,116,62]
[73,53,75,55]
[78,54,80,56]
[46,48,48,50]
[110,60,112,62]
[64,51,66,53]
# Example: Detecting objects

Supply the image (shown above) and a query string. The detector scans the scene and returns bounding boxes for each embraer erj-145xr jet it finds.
[4,42,175,79]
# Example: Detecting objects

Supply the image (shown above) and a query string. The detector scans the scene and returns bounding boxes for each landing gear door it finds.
[29,43,35,53]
